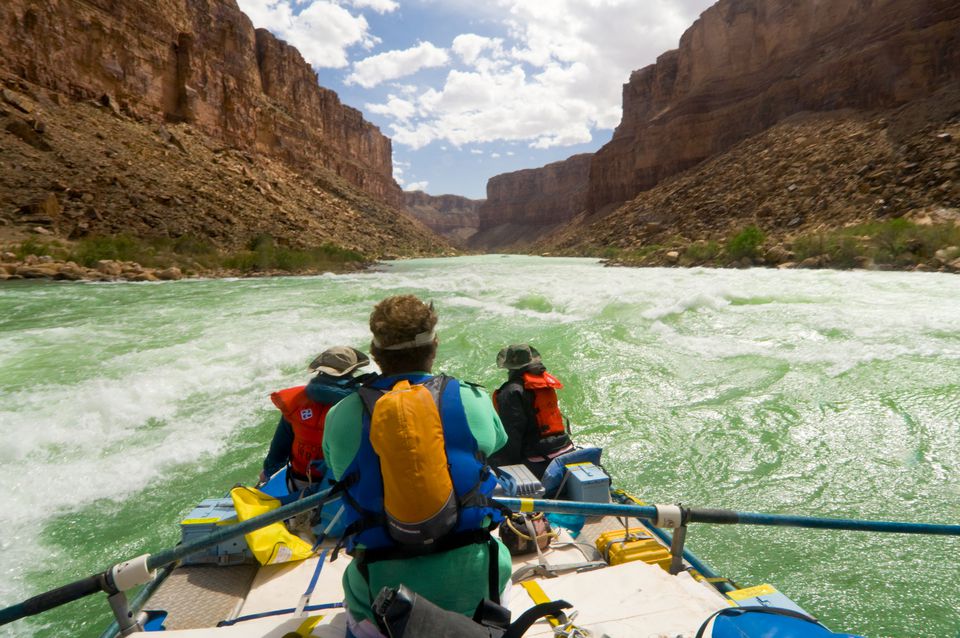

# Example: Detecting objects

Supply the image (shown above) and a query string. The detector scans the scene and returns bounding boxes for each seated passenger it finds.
[489,344,575,478]
[322,295,510,638]
[260,346,374,490]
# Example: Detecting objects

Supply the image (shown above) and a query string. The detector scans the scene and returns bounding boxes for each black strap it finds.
[487,537,500,605]
[503,600,572,638]
[357,529,494,566]
[695,606,822,638]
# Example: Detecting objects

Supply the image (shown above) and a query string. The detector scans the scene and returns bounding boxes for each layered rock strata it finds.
[403,191,482,244]
[0,0,401,206]
[541,85,960,273]
[587,0,960,213]
[474,153,592,249]
[0,79,448,257]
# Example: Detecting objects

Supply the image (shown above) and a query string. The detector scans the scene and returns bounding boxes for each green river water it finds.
[0,255,958,637]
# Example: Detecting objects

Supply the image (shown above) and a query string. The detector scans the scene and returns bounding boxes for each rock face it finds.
[475,153,592,248]
[587,0,960,214]
[541,85,960,273]
[403,191,482,244]
[0,0,401,206]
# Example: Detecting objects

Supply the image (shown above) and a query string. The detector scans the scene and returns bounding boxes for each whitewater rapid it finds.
[1,256,958,636]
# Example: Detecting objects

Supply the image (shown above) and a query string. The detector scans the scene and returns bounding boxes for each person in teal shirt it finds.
[322,295,510,637]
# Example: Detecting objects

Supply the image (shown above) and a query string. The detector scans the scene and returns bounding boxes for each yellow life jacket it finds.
[367,378,457,545]
[230,486,315,565]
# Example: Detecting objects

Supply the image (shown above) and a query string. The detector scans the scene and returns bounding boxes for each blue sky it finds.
[238,0,716,199]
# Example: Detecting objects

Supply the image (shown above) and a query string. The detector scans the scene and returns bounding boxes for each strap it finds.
[295,550,328,617]
[503,600,572,638]
[695,605,823,638]
[217,602,343,627]
[357,386,385,416]
[487,537,500,605]
[357,529,493,566]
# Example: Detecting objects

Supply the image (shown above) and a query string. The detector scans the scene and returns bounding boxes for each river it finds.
[0,255,958,637]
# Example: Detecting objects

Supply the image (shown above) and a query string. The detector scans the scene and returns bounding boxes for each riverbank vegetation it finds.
[2,233,369,281]
[587,218,960,272]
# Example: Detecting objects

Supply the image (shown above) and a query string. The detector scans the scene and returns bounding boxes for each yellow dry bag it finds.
[230,486,315,565]
[368,378,457,545]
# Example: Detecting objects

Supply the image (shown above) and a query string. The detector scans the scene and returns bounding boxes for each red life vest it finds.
[270,385,333,479]
[493,372,567,439]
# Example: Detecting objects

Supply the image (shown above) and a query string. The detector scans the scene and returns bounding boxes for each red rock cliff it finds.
[479,153,593,231]
[403,191,481,243]
[0,0,401,206]
[587,0,960,213]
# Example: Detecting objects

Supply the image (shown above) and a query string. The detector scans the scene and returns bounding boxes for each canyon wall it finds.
[475,153,592,247]
[587,0,960,213]
[403,191,481,244]
[0,0,401,206]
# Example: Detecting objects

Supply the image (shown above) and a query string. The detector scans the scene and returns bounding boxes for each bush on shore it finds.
[791,219,960,267]
[726,226,765,261]
[10,234,366,275]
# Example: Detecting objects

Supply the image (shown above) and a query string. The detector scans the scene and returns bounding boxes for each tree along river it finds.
[0,255,958,637]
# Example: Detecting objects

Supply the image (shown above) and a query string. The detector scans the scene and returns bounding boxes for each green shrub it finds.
[72,235,143,266]
[15,238,67,260]
[726,226,765,260]
[172,235,216,256]
[685,241,721,262]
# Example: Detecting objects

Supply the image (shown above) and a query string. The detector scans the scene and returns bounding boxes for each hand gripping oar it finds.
[494,497,960,536]
[0,486,339,630]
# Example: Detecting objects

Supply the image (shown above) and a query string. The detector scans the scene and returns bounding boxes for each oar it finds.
[494,497,960,536]
[0,486,335,628]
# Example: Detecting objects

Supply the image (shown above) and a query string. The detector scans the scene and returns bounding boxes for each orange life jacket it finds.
[493,372,566,439]
[270,385,333,479]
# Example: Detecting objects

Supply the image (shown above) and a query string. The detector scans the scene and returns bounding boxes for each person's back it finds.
[260,346,373,489]
[322,295,510,637]
[489,344,574,478]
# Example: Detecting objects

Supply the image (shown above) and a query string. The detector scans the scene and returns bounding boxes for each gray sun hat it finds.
[308,346,370,377]
[496,344,542,370]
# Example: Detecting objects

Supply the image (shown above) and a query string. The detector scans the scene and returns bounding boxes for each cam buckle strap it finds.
[503,600,573,638]
[519,581,590,637]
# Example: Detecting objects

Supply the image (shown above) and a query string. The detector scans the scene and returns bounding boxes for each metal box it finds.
[179,498,254,566]
[563,462,610,503]
[495,464,546,498]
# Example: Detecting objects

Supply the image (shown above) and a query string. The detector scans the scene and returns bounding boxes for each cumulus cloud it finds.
[347,42,450,88]
[451,34,504,65]
[348,0,399,13]
[405,181,429,192]
[366,95,418,122]
[373,0,712,149]
[237,0,377,68]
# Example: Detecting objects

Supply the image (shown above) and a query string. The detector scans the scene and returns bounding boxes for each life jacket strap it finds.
[355,529,495,567]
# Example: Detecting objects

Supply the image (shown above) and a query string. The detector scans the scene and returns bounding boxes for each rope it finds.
[504,513,560,543]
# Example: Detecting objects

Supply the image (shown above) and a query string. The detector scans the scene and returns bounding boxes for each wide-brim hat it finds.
[497,344,542,370]
[308,346,370,377]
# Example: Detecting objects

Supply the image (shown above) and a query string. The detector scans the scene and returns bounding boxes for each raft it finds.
[88,456,864,637]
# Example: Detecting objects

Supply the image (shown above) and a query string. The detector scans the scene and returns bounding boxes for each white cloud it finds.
[470,149,483,155]
[347,42,450,88]
[237,0,377,68]
[366,95,418,122]
[371,0,712,149]
[405,181,429,192]
[348,0,399,13]
[451,34,504,66]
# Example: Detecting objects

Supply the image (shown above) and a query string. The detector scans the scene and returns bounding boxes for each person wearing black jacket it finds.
[489,344,574,478]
